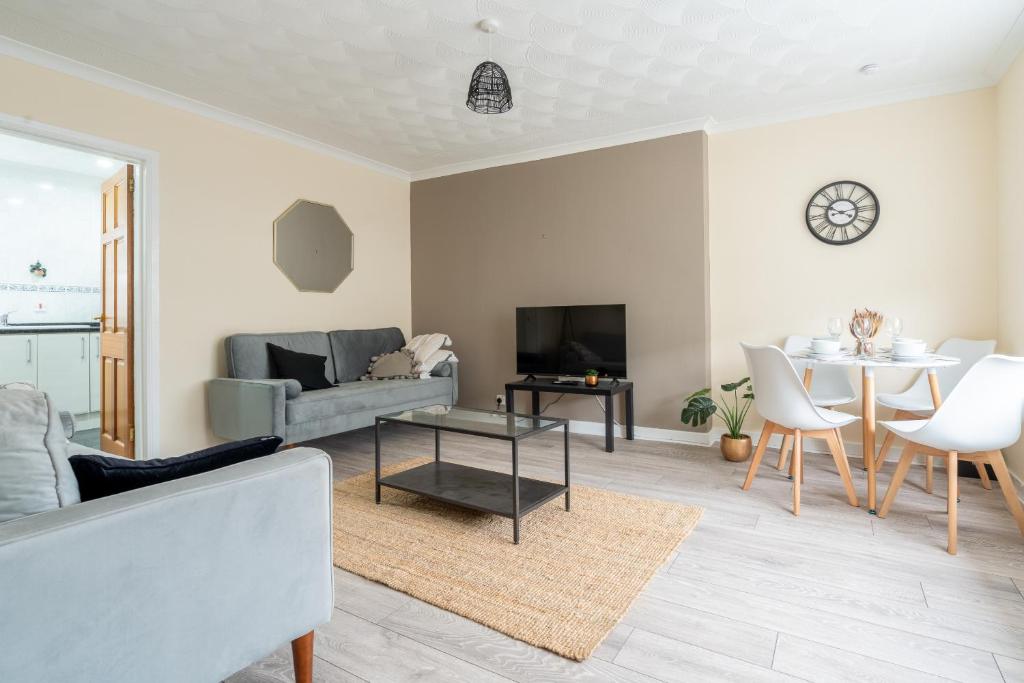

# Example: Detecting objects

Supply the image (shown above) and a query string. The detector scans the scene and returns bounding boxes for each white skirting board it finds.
[564,419,1024,504]
[565,419,906,460]
[566,420,713,447]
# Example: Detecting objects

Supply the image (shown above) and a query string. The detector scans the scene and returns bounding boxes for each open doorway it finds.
[0,131,139,457]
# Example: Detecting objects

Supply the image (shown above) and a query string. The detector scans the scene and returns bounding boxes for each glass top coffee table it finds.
[374,405,570,544]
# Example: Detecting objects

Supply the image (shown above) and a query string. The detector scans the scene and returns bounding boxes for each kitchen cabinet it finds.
[37,333,91,415]
[0,331,98,415]
[89,333,100,413]
[0,335,37,386]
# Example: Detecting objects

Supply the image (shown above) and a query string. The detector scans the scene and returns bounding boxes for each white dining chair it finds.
[874,338,996,490]
[877,355,1024,554]
[740,344,860,515]
[776,335,858,472]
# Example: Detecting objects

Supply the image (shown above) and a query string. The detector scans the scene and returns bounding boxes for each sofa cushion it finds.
[364,349,417,380]
[0,389,81,523]
[286,378,451,424]
[69,436,283,502]
[225,332,337,384]
[328,328,405,383]
[267,344,333,390]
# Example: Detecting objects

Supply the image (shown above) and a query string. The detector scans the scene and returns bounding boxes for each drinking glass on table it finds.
[883,317,903,343]
[827,317,843,340]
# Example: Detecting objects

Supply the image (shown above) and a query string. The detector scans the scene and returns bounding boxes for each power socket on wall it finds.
[495,394,505,411]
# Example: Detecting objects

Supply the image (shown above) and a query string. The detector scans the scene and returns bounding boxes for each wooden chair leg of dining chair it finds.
[792,430,802,516]
[877,443,918,518]
[776,435,793,471]
[975,462,992,490]
[874,430,896,472]
[988,451,1024,536]
[742,422,774,491]
[826,429,859,507]
[947,451,958,555]
[925,455,933,494]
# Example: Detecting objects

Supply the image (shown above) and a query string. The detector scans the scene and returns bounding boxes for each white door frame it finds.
[0,113,161,457]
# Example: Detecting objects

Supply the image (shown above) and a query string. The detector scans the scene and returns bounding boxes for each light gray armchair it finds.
[0,447,334,683]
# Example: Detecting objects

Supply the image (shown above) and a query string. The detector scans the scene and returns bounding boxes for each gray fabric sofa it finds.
[0,443,334,682]
[208,327,458,445]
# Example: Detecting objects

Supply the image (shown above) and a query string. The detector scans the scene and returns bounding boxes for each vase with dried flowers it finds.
[849,308,884,356]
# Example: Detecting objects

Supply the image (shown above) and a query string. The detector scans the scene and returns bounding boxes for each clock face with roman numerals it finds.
[805,181,879,245]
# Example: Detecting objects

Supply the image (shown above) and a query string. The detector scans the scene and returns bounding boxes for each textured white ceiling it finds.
[0,0,1022,177]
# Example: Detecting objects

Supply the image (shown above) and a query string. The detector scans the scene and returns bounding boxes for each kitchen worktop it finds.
[0,322,100,334]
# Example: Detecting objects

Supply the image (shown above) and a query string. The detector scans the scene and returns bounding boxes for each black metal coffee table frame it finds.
[375,407,570,544]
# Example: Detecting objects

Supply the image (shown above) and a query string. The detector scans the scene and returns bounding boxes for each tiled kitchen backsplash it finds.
[0,161,102,323]
[0,283,101,322]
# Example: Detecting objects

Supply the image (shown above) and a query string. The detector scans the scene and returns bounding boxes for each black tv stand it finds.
[505,378,634,453]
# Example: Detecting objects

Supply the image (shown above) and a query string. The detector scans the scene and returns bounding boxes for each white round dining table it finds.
[786,349,961,514]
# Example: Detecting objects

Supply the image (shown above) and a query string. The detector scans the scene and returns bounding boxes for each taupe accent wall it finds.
[411,132,710,431]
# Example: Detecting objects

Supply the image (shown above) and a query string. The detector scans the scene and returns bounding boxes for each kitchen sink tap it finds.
[0,311,14,326]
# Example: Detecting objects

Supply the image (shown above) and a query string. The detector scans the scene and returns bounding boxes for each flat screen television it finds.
[516,304,627,378]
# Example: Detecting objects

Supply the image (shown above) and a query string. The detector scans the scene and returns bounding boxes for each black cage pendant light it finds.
[466,19,512,114]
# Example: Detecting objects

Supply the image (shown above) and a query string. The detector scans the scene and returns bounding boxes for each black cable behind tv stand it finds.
[505,378,634,453]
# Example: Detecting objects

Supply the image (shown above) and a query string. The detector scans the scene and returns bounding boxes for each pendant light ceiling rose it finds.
[477,18,499,34]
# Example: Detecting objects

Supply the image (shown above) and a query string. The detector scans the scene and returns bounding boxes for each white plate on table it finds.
[889,350,933,362]
[806,349,851,360]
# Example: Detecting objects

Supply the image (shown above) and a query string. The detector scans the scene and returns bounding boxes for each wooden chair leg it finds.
[875,410,915,472]
[792,430,802,516]
[975,462,992,490]
[826,429,859,507]
[874,430,896,472]
[988,451,1024,536]
[742,422,774,491]
[947,451,958,555]
[925,455,933,494]
[776,434,793,471]
[878,442,918,518]
[292,631,314,683]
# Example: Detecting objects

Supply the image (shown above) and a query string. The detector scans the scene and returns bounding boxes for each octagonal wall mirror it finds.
[273,199,354,293]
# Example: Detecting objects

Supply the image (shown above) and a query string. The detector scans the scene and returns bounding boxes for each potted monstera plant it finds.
[681,378,755,461]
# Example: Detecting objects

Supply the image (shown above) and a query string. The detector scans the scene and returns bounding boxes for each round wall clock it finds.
[805,180,879,245]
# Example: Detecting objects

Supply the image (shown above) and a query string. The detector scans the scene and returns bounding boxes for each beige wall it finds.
[411,132,709,431]
[0,56,411,455]
[709,89,1000,445]
[997,52,1024,477]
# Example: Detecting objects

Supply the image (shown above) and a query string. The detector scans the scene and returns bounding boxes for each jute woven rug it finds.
[333,458,703,661]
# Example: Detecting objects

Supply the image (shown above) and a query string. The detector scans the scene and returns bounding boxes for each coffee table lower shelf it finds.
[378,461,567,519]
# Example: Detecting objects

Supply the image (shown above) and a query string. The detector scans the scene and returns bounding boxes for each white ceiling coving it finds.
[0,0,1022,179]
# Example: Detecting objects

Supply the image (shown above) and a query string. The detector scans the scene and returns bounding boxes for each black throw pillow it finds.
[69,435,283,502]
[267,343,333,390]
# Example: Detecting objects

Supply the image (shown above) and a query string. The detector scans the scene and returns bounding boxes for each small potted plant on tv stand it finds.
[584,369,599,387]
[681,378,755,462]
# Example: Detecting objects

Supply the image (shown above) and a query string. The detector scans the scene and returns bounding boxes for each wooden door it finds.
[100,165,134,458]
